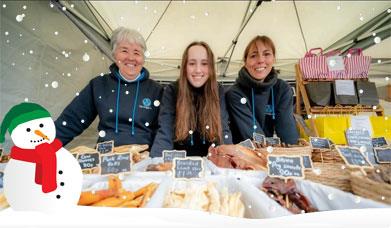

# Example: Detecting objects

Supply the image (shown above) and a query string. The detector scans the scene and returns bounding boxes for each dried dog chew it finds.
[78,175,158,208]
[146,162,173,171]
[163,182,245,218]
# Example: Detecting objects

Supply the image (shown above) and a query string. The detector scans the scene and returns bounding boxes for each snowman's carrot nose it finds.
[34,130,50,141]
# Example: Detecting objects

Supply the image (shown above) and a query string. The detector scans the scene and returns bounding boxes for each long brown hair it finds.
[175,41,222,144]
[243,35,276,62]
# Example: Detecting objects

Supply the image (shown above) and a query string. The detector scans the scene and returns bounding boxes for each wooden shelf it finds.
[294,64,384,137]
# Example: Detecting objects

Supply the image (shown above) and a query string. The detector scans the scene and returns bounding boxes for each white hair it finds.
[110,27,147,56]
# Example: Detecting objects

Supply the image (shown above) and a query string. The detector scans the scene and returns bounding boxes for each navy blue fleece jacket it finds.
[150,81,233,157]
[55,63,163,147]
[226,67,299,144]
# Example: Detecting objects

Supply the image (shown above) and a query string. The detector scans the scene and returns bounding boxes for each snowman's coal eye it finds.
[26,128,31,132]
[39,123,44,128]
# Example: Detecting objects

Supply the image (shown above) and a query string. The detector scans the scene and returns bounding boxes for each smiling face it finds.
[113,41,144,80]
[186,45,210,88]
[244,40,275,81]
[10,117,56,149]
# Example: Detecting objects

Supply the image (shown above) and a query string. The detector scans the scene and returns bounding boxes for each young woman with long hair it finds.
[151,41,232,157]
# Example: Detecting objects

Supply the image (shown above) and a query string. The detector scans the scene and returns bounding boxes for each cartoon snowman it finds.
[0,103,83,211]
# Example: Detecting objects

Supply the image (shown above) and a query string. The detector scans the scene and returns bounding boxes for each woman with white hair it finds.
[55,27,163,147]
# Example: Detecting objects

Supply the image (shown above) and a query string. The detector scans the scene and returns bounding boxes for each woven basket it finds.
[311,148,344,163]
[350,171,391,204]
[305,162,352,192]
[256,139,312,156]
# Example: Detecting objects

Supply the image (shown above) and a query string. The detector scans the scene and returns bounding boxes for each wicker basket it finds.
[311,148,344,163]
[256,139,312,156]
[305,162,352,192]
[350,171,391,204]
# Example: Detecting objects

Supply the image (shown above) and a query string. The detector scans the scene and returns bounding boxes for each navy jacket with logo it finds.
[150,81,233,157]
[55,63,163,147]
[226,67,299,144]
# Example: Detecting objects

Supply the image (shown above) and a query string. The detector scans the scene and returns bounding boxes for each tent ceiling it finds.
[87,1,391,80]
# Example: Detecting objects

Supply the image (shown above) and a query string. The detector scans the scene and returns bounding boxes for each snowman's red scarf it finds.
[10,139,62,193]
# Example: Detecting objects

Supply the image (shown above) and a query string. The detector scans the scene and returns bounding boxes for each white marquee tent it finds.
[1,1,390,149]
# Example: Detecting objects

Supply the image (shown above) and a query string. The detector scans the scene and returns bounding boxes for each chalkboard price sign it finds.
[345,129,376,164]
[265,137,281,146]
[0,171,3,188]
[173,157,204,179]
[238,139,255,150]
[374,148,391,164]
[309,137,330,149]
[336,146,372,168]
[267,155,304,179]
[372,137,388,148]
[100,153,132,175]
[96,140,114,154]
[77,152,100,170]
[302,155,313,169]
[253,133,265,145]
[163,150,186,163]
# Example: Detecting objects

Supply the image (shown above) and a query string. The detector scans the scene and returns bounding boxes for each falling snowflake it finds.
[266,146,273,153]
[62,121,67,126]
[81,119,85,123]
[327,193,334,200]
[374,37,381,44]
[98,130,106,138]
[5,31,9,36]
[16,14,25,22]
[240,97,247,104]
[54,31,59,36]
[145,122,150,127]
[24,98,29,102]
[51,81,59,88]
[153,100,160,107]
[82,53,90,62]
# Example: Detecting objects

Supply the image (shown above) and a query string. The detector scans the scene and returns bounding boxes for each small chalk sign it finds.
[372,137,388,148]
[253,132,265,145]
[96,140,114,154]
[173,157,204,179]
[374,148,391,164]
[302,155,313,169]
[267,155,304,179]
[336,146,372,168]
[238,139,255,150]
[346,129,376,164]
[309,137,330,149]
[77,152,100,170]
[163,150,186,163]
[265,137,281,146]
[0,171,3,188]
[100,153,131,175]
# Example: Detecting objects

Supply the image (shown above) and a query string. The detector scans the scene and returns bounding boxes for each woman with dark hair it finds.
[151,41,232,157]
[226,35,299,144]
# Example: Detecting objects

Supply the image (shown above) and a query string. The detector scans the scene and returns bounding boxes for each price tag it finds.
[173,157,204,180]
[372,137,388,147]
[309,137,330,149]
[0,171,3,188]
[302,155,313,169]
[346,129,376,164]
[336,146,373,168]
[96,140,114,154]
[163,150,186,163]
[374,147,391,164]
[253,132,265,145]
[265,137,281,146]
[267,155,304,179]
[100,153,132,175]
[77,152,100,170]
[238,139,255,150]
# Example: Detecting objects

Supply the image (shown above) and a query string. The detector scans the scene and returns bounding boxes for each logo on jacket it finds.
[265,105,273,115]
[139,98,152,110]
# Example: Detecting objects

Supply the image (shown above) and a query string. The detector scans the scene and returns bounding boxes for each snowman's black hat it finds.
[0,102,51,143]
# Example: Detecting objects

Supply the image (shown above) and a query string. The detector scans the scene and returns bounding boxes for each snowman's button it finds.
[60,182,64,186]
[56,195,61,199]
[58,170,63,175]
